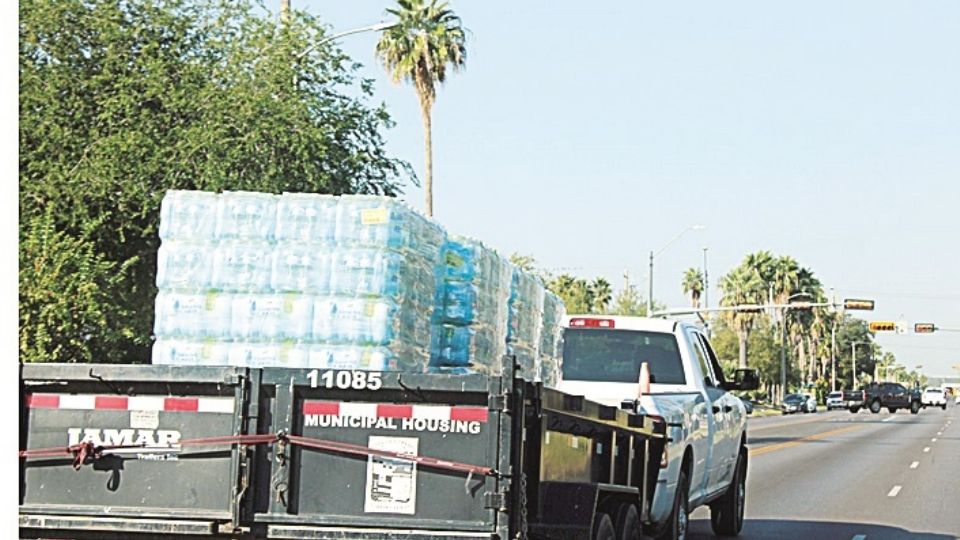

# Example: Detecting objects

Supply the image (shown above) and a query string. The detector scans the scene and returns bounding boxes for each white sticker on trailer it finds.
[130,409,160,430]
[364,436,418,515]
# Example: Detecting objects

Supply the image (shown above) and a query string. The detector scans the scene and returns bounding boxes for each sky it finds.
[271,1,960,376]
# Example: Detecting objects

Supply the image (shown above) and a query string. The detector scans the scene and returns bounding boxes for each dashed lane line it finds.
[910,461,919,469]
[887,485,902,497]
[749,424,864,457]
[923,447,931,453]
[851,535,867,540]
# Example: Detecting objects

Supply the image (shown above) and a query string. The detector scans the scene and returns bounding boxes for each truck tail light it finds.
[569,318,615,329]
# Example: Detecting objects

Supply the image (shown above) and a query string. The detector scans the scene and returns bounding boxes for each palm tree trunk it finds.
[738,331,748,369]
[419,99,434,217]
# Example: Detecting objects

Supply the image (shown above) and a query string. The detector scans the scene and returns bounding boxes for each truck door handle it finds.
[712,405,721,414]
[724,405,733,413]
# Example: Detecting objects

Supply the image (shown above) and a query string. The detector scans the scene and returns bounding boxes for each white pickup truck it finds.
[558,316,759,539]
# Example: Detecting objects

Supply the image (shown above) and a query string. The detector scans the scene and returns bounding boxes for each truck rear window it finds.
[562,329,686,385]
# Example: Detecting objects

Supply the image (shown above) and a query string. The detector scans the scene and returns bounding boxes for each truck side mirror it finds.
[724,369,760,391]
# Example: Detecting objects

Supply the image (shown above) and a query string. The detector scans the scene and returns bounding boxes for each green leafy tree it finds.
[377,0,467,217]
[681,267,704,309]
[611,284,646,316]
[589,277,612,314]
[19,212,136,363]
[719,264,764,368]
[548,274,593,315]
[20,0,413,362]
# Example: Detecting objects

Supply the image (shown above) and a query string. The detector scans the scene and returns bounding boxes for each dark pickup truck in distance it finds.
[846,382,922,414]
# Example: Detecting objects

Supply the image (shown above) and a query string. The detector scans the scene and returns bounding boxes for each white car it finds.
[921,387,947,410]
[826,391,844,410]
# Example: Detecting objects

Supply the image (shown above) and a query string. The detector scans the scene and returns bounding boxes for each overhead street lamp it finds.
[297,21,400,60]
[647,225,706,316]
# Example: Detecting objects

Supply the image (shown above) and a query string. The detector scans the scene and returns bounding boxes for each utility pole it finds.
[830,288,837,392]
[647,250,654,316]
[702,247,709,336]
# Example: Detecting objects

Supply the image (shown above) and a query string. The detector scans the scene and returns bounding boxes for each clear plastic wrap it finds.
[275,192,338,243]
[156,242,214,290]
[216,191,278,241]
[159,190,219,241]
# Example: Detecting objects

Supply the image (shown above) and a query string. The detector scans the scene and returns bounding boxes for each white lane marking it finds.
[881,416,897,423]
[932,438,938,442]
[851,535,867,540]
[923,447,931,453]
[910,461,919,469]
[887,485,902,497]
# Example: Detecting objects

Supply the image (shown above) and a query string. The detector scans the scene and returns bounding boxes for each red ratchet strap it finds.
[19,433,499,478]
[18,434,277,470]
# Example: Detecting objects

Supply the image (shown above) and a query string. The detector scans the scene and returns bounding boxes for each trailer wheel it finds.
[614,503,641,540]
[592,512,616,540]
[942,403,947,411]
[888,407,897,414]
[850,407,860,413]
[658,470,690,540]
[869,400,881,414]
[911,401,920,414]
[710,449,746,537]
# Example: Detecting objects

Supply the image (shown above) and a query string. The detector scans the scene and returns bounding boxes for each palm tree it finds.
[719,265,764,369]
[681,268,704,309]
[376,0,466,217]
[589,277,612,314]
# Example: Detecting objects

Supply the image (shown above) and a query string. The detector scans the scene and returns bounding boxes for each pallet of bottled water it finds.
[430,237,513,376]
[153,190,443,371]
[537,291,566,387]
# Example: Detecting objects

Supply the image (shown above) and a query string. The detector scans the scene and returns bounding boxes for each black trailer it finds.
[20,357,665,540]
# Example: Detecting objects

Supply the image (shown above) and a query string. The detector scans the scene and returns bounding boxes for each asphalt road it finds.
[688,402,960,540]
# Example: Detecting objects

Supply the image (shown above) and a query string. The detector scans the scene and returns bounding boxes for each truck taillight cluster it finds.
[568,318,615,329]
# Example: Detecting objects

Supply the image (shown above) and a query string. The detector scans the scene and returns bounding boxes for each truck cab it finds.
[558,315,758,538]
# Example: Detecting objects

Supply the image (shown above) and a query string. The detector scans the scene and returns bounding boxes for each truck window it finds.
[685,330,716,387]
[696,333,728,386]
[562,329,686,385]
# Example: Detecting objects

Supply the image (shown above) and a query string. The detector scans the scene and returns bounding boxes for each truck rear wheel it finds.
[911,401,920,414]
[592,512,616,540]
[870,400,881,414]
[710,449,746,537]
[614,503,641,540]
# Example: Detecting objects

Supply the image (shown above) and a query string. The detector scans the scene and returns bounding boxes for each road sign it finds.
[868,321,896,332]
[914,323,936,333]
[844,299,875,311]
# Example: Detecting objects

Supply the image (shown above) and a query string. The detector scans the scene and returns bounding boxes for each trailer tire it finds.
[710,449,746,537]
[942,403,948,411]
[870,400,881,414]
[657,470,690,540]
[614,503,641,540]
[911,401,920,414]
[850,407,860,413]
[593,512,616,540]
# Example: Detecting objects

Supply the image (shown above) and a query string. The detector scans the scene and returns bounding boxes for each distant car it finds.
[921,387,947,410]
[782,394,806,414]
[826,391,844,410]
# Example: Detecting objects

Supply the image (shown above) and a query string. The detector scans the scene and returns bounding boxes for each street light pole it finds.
[702,247,710,336]
[646,225,705,316]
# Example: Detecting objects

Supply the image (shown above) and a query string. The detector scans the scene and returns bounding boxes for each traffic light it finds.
[868,321,896,332]
[844,299,875,311]
[914,323,936,334]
